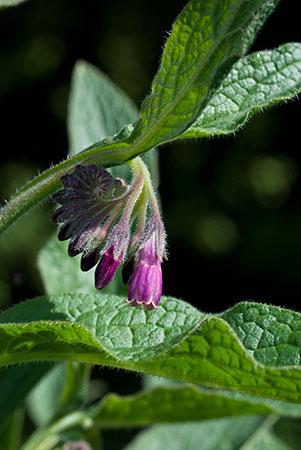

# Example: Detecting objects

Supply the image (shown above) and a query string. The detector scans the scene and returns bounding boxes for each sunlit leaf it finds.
[0,296,301,404]
[127,0,281,148]
[181,43,301,138]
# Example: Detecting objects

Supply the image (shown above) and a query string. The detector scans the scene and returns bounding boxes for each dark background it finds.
[0,0,300,447]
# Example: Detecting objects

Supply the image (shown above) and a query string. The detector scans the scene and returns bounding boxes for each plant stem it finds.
[20,411,93,450]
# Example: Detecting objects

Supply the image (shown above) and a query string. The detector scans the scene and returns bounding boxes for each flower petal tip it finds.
[125,299,159,311]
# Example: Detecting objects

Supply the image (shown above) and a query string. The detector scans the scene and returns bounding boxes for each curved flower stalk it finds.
[52,157,166,309]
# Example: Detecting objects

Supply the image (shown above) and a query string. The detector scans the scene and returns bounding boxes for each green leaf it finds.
[92,385,301,428]
[1,296,301,404]
[0,294,202,362]
[68,60,138,157]
[0,0,28,7]
[220,302,301,366]
[23,387,301,447]
[123,415,296,450]
[27,364,66,427]
[127,0,281,149]
[180,43,301,138]
[27,362,89,427]
[38,236,96,295]
[67,59,158,184]
[124,416,268,450]
[37,233,126,296]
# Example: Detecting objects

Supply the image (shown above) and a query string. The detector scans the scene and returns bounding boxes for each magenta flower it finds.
[124,223,165,310]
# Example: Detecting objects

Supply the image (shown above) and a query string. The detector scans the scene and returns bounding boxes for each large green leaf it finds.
[68,60,138,157]
[92,385,301,428]
[20,389,301,448]
[124,416,291,450]
[0,295,301,404]
[127,0,280,149]
[180,43,301,138]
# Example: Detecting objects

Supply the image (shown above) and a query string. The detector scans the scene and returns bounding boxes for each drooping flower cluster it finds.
[52,159,166,310]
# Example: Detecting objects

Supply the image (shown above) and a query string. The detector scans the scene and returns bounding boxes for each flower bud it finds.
[95,245,122,289]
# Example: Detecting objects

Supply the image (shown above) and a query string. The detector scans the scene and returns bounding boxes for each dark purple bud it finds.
[58,221,73,241]
[81,248,99,272]
[122,257,136,285]
[52,164,130,279]
[68,244,81,257]
[67,234,81,257]
[95,246,122,290]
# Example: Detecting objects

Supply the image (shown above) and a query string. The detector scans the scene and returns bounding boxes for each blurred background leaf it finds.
[123,416,295,450]
[0,0,28,8]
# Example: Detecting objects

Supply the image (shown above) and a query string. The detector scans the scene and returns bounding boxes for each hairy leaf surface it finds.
[127,0,280,149]
[0,295,301,404]
[181,43,301,137]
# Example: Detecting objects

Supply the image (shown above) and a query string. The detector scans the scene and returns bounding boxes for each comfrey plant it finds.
[1,0,301,449]
[52,160,166,309]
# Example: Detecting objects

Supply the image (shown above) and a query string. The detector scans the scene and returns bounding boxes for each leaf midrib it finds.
[128,0,246,152]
